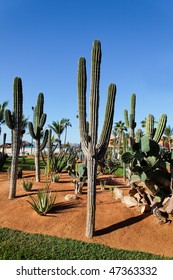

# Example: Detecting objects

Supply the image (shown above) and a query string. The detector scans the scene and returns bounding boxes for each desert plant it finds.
[28,93,48,182]
[124,93,136,147]
[78,40,116,237]
[68,162,87,194]
[5,77,23,199]
[22,179,34,191]
[28,185,56,215]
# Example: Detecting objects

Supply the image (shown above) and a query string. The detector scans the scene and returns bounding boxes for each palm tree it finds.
[48,120,65,151]
[0,101,8,136]
[61,118,72,146]
[112,121,127,158]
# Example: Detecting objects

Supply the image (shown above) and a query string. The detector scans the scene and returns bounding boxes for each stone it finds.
[113,187,124,200]
[65,194,77,201]
[121,195,138,208]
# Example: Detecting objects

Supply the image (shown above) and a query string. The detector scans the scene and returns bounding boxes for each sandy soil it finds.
[0,171,173,258]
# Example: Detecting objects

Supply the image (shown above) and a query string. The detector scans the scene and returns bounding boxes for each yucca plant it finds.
[22,180,34,192]
[28,186,56,215]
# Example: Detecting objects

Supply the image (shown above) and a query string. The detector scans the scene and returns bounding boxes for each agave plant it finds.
[28,186,56,215]
[22,179,34,192]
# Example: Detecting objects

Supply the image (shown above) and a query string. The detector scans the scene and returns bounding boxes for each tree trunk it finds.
[35,139,40,182]
[86,155,97,238]
[9,130,20,199]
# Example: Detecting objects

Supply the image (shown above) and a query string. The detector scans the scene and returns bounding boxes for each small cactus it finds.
[28,93,48,182]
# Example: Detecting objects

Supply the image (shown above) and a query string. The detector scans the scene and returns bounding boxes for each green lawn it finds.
[0,228,171,260]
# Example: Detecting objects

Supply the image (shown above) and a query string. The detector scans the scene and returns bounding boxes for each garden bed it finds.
[0,171,173,258]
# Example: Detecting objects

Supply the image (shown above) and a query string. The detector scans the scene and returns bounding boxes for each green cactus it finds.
[124,93,136,147]
[28,93,48,182]
[5,77,23,199]
[153,114,167,143]
[78,40,116,237]
[135,128,143,143]
[145,113,167,143]
[145,114,155,139]
[122,132,128,181]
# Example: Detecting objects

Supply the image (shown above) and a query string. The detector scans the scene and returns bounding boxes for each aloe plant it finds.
[28,186,56,215]
[78,40,116,237]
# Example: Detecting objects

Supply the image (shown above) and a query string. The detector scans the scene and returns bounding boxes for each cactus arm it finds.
[153,114,167,143]
[89,40,101,151]
[97,84,116,159]
[28,122,37,139]
[39,113,47,128]
[40,129,48,151]
[5,110,14,129]
[78,57,88,156]
[146,114,155,138]
[124,109,129,127]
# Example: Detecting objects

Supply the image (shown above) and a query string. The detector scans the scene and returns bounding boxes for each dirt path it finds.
[0,171,173,258]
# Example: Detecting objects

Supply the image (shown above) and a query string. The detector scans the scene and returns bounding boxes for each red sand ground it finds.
[0,171,173,258]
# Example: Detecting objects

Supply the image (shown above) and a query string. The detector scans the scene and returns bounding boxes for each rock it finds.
[121,195,138,208]
[162,196,173,214]
[113,187,124,200]
[65,194,77,201]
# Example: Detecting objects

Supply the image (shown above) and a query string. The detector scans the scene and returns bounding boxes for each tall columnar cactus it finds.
[124,93,136,147]
[28,93,48,182]
[78,40,116,237]
[5,77,23,199]
[145,113,167,143]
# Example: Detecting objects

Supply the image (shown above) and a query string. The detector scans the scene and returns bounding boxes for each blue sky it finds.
[0,0,173,144]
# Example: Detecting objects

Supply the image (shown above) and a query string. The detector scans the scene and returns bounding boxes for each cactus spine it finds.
[124,93,136,147]
[78,40,116,237]
[5,77,23,199]
[28,93,48,182]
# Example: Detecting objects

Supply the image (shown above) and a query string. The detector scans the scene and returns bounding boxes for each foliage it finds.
[0,228,170,260]
[28,185,56,215]
[122,135,172,197]
[22,179,34,191]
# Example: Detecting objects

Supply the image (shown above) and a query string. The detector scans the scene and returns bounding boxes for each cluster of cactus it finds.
[122,133,172,198]
[0,133,7,170]
[124,93,136,147]
[78,40,116,237]
[145,113,167,143]
[5,77,23,199]
[28,93,48,182]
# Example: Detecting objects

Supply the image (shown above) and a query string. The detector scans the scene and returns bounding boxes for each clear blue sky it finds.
[0,0,173,144]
